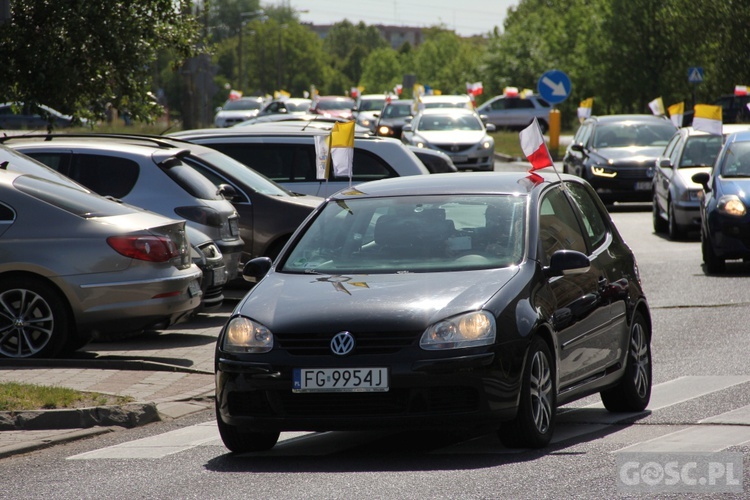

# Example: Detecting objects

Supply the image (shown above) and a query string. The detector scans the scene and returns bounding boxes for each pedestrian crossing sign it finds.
[688,67,704,84]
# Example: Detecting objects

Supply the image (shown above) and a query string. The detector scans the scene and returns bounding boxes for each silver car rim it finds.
[0,288,54,357]
[530,350,553,434]
[630,322,650,399]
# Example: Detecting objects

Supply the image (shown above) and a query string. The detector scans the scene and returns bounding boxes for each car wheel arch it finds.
[0,270,76,322]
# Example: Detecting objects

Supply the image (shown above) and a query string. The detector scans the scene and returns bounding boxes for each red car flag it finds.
[519,118,554,171]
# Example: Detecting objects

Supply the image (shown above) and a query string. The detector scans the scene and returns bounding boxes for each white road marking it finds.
[67,376,750,459]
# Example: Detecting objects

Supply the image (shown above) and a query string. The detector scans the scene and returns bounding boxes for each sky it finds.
[266,0,519,37]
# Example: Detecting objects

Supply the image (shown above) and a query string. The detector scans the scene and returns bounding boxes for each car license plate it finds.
[293,368,389,393]
[188,279,202,297]
[452,155,468,163]
[635,181,651,191]
[212,265,227,286]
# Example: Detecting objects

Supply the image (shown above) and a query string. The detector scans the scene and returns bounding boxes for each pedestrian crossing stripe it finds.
[67,376,750,460]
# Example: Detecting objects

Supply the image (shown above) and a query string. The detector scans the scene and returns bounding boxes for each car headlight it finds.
[591,165,617,178]
[717,195,747,217]
[378,125,393,136]
[420,311,496,350]
[359,117,372,127]
[482,140,493,149]
[223,316,274,353]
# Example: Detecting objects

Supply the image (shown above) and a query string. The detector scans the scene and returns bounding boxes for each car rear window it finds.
[160,158,225,200]
[13,175,141,217]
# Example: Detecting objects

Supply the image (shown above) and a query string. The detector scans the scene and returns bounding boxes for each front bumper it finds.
[215,349,523,432]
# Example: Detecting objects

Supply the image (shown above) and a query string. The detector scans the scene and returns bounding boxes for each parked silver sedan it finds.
[0,168,203,358]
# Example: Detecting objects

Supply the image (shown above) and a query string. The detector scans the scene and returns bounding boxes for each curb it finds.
[0,402,160,431]
[0,358,213,375]
[0,427,113,459]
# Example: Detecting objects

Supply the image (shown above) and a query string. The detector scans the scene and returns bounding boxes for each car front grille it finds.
[275,331,418,355]
[433,144,473,153]
[227,386,480,417]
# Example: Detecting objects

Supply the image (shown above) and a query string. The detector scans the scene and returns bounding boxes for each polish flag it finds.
[519,118,554,171]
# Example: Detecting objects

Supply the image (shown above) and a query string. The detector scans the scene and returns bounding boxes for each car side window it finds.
[68,154,139,199]
[662,134,680,165]
[0,202,14,222]
[210,143,313,182]
[564,183,609,250]
[334,149,396,182]
[538,187,587,264]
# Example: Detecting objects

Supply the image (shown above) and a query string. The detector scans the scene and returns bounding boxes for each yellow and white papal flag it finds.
[313,135,330,180]
[692,104,723,135]
[577,98,593,122]
[329,121,355,179]
[668,102,684,128]
[648,97,665,116]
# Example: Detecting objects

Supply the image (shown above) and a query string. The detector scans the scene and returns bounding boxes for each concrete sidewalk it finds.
[0,296,236,459]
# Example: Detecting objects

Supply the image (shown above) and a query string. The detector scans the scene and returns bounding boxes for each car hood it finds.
[238,267,519,332]
[718,177,750,199]
[593,146,664,161]
[418,131,489,144]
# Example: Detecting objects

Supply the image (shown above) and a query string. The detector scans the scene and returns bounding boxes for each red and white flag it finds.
[519,118,554,171]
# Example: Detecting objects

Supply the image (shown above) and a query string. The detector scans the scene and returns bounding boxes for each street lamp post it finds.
[277,24,288,91]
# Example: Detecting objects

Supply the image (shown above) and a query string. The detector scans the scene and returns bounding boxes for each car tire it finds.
[702,231,725,273]
[216,402,280,453]
[667,202,683,240]
[0,277,70,358]
[652,195,668,233]
[600,310,651,412]
[498,337,556,448]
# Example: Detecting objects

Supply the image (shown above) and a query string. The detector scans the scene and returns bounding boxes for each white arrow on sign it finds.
[541,76,568,96]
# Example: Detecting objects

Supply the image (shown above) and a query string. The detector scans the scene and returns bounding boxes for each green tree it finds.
[412,29,482,95]
[0,0,203,129]
[360,48,403,95]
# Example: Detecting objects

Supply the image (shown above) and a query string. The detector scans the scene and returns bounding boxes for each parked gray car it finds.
[476,94,551,133]
[3,136,244,310]
[0,168,203,358]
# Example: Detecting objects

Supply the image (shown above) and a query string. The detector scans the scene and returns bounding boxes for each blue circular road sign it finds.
[537,70,572,105]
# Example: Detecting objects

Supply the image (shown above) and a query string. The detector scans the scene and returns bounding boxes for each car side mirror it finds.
[658,158,672,169]
[403,124,413,132]
[218,183,238,201]
[570,143,585,153]
[544,250,591,278]
[485,123,496,132]
[692,172,711,192]
[242,257,273,283]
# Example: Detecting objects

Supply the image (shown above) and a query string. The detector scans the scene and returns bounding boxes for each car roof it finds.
[589,114,673,124]
[170,123,379,139]
[417,108,478,116]
[329,171,573,200]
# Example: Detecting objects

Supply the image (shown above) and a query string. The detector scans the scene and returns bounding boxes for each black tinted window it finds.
[68,154,139,198]
[565,183,608,250]
[0,202,14,221]
[160,159,223,200]
[210,143,313,182]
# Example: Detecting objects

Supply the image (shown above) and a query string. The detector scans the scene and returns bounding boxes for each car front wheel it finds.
[216,402,280,453]
[0,277,70,358]
[667,202,684,240]
[652,195,668,233]
[499,337,556,448]
[600,311,651,412]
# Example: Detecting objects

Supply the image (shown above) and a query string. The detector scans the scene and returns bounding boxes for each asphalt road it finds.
[4,200,750,499]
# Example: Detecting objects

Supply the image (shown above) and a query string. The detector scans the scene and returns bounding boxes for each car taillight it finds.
[107,235,179,262]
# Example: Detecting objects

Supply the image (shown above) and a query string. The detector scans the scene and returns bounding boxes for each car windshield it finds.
[382,103,413,118]
[680,136,723,167]
[281,194,526,274]
[594,121,676,148]
[359,99,386,111]
[720,141,750,177]
[418,114,483,131]
[223,99,262,111]
[193,150,292,196]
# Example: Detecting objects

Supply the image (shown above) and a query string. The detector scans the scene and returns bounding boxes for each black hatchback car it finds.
[563,114,677,204]
[215,171,652,452]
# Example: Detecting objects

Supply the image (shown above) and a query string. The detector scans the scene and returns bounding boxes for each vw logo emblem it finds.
[330,331,355,356]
